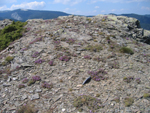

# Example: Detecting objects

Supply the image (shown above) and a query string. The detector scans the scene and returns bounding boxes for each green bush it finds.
[119,47,134,54]
[0,21,27,51]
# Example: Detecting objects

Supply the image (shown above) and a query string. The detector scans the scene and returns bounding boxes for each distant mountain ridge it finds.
[0,9,70,22]
[0,9,150,30]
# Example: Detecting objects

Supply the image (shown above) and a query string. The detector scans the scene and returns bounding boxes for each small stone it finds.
[35,88,42,93]
[12,77,18,81]
[31,93,40,100]
[62,108,65,112]
[64,68,72,72]
[77,84,83,87]
[3,83,11,87]
[21,95,27,100]
[53,94,63,102]
[61,42,69,48]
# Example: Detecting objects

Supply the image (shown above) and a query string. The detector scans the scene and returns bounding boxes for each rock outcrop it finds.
[0,19,13,29]
[0,15,150,113]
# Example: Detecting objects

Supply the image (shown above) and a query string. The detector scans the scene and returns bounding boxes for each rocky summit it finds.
[0,15,150,113]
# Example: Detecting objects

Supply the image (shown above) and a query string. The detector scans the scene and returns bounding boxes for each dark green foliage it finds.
[120,47,134,54]
[0,21,27,51]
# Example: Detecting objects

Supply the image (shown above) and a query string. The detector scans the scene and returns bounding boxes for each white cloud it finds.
[141,6,150,10]
[0,5,7,10]
[53,0,70,4]
[95,6,99,9]
[53,0,85,5]
[10,1,45,10]
[90,0,149,3]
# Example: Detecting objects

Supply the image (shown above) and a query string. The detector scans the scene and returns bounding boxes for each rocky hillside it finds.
[0,15,150,113]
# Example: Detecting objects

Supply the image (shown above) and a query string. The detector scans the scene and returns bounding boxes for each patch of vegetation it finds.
[16,104,36,113]
[135,78,141,84]
[59,55,71,62]
[66,38,75,44]
[18,84,26,89]
[27,75,41,86]
[41,81,53,90]
[0,21,27,51]
[143,93,150,98]
[35,59,45,64]
[112,97,120,103]
[119,47,134,54]
[96,94,100,97]
[84,44,103,52]
[108,60,120,69]
[27,79,36,86]
[49,60,55,66]
[88,69,107,82]
[22,78,29,83]
[5,56,14,62]
[123,76,134,83]
[2,61,8,66]
[124,97,134,107]
[84,55,91,59]
[73,95,103,112]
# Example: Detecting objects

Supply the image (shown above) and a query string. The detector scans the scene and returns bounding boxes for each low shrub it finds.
[0,21,27,51]
[16,104,36,113]
[18,84,26,89]
[120,47,134,54]
[84,55,91,59]
[123,76,134,83]
[59,56,71,62]
[124,97,134,107]
[27,75,41,86]
[22,78,29,83]
[88,69,107,82]
[41,81,53,89]
[35,59,45,64]
[73,95,103,112]
[49,60,55,66]
[84,44,102,52]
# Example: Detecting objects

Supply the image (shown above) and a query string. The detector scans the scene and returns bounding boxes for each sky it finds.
[0,0,150,16]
